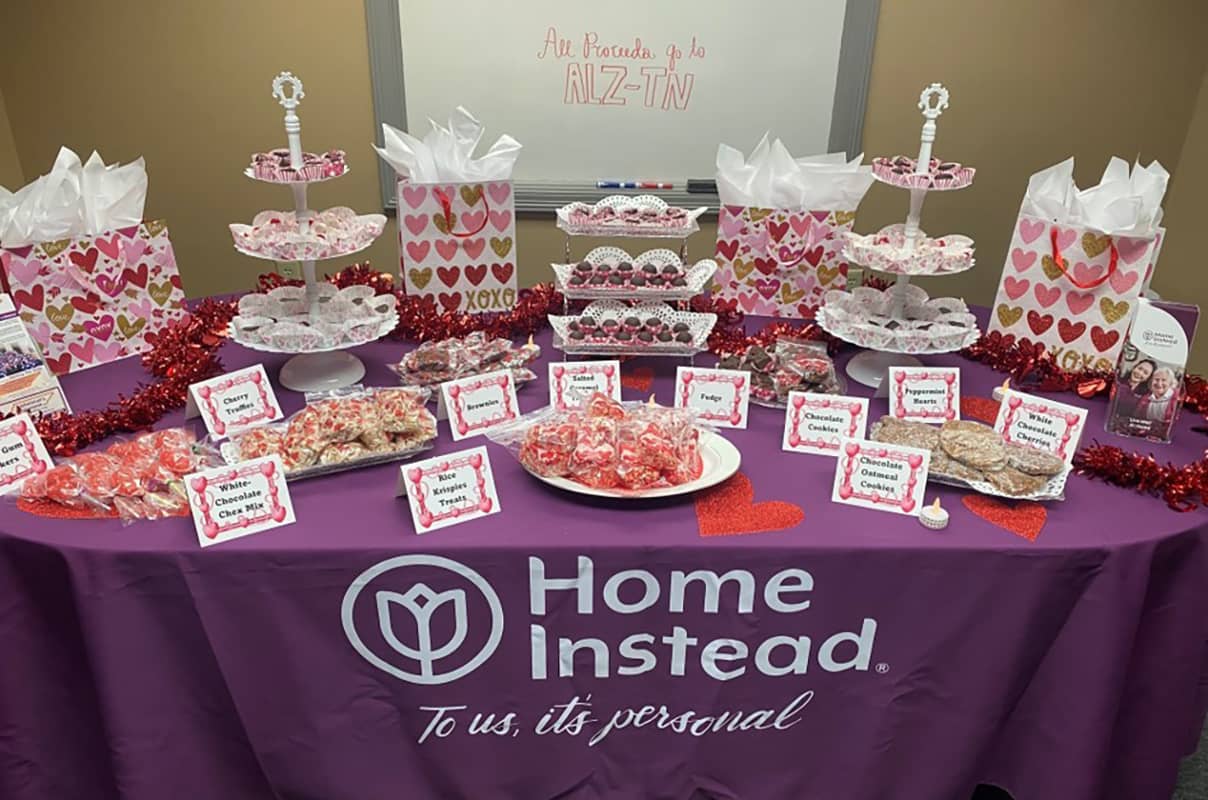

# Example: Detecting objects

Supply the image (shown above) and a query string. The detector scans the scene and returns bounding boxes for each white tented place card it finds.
[440,369,520,441]
[993,389,1088,465]
[186,364,282,438]
[0,413,52,495]
[549,360,621,411]
[831,438,930,516]
[674,366,751,429]
[887,367,960,424]
[396,445,501,533]
[782,393,870,456]
[186,455,295,547]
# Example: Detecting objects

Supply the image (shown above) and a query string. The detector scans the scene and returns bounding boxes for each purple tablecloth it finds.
[2,314,1207,800]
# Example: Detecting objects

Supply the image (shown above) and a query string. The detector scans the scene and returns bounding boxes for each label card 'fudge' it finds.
[549,360,621,411]
[440,369,520,441]
[887,367,960,424]
[186,455,295,547]
[993,389,1088,465]
[674,367,750,428]
[782,393,870,456]
[831,438,930,516]
[186,364,282,438]
[396,445,501,533]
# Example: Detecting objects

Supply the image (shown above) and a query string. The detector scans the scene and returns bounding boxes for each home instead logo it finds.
[343,555,878,685]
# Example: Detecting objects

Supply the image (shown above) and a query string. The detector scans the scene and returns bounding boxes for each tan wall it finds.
[0,0,1206,316]
[0,87,24,190]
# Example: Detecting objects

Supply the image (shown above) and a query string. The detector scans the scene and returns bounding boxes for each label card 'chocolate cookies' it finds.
[782,393,869,456]
[887,367,960,424]
[993,389,1087,465]
[831,438,931,516]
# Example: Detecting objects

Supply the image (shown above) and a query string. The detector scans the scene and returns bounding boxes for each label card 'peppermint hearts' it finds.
[396,445,501,533]
[186,455,295,547]
[782,393,870,456]
[831,438,930,516]
[993,389,1088,465]
[887,367,960,424]
[186,364,282,439]
[674,367,751,429]
[549,360,621,411]
[439,369,520,441]
[0,413,53,495]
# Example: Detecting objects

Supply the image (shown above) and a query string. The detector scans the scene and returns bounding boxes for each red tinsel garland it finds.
[1074,445,1208,512]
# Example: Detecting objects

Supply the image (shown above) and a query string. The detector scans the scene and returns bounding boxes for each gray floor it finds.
[1174,716,1208,800]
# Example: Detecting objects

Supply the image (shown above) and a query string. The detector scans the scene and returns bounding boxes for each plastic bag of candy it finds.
[222,384,438,480]
[718,337,844,406]
[388,332,540,391]
[489,392,706,492]
[17,427,222,523]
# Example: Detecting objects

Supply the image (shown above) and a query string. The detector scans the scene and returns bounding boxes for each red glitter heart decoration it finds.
[696,472,804,536]
[621,366,654,393]
[961,495,1047,541]
[961,396,1001,425]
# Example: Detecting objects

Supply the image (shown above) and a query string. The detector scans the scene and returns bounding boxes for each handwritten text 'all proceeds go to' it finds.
[831,439,931,516]
[674,367,750,429]
[993,389,1088,465]
[887,367,960,424]
[440,369,520,442]
[186,455,296,547]
[537,29,704,111]
[0,413,52,495]
[549,361,621,412]
[186,364,282,439]
[782,393,870,456]
[398,446,501,534]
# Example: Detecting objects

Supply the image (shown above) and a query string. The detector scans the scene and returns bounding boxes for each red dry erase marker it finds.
[639,182,673,189]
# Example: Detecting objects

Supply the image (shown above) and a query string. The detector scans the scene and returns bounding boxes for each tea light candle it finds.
[919,497,949,530]
[992,378,1011,402]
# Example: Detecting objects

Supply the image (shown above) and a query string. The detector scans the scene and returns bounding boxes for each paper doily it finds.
[844,224,975,276]
[549,300,716,356]
[816,285,980,354]
[552,247,717,300]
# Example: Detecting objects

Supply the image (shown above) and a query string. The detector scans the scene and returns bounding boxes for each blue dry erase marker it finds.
[596,180,638,189]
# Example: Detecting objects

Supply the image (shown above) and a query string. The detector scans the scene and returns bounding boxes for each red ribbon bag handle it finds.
[1050,226,1117,290]
[433,185,491,238]
[763,216,828,270]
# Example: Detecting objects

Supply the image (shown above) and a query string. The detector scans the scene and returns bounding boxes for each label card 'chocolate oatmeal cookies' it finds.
[888,367,960,424]
[992,389,1088,465]
[831,438,931,516]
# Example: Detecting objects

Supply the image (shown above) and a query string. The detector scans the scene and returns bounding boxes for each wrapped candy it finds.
[718,337,844,404]
[390,331,540,389]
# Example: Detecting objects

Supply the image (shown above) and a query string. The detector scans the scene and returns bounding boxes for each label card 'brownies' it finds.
[782,393,870,456]
[439,369,520,441]
[186,364,282,438]
[186,455,295,547]
[0,413,52,495]
[674,367,750,428]
[831,438,930,516]
[993,389,1088,465]
[549,360,621,411]
[888,367,960,424]
[396,446,501,533]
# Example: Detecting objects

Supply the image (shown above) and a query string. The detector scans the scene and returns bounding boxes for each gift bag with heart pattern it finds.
[710,206,854,318]
[397,178,517,314]
[0,220,187,375]
[987,214,1158,372]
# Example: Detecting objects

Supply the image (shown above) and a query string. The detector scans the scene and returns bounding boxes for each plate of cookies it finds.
[869,416,1069,500]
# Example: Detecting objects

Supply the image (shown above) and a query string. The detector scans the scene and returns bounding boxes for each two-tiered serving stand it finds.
[228,71,391,392]
[817,83,980,387]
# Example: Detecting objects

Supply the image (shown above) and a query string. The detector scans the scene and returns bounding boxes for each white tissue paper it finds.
[374,106,521,182]
[1021,156,1168,238]
[0,147,147,248]
[716,134,875,210]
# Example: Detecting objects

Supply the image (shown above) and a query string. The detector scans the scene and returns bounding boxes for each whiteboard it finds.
[366,0,879,210]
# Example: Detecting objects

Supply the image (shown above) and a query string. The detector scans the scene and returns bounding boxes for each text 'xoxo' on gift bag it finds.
[397,178,517,314]
[988,214,1156,371]
[0,220,187,375]
[711,206,855,318]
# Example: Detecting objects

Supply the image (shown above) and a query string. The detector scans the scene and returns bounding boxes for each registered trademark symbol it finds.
[875,662,890,674]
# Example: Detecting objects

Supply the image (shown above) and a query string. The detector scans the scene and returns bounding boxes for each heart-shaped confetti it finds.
[960,396,1000,425]
[621,366,654,393]
[696,472,804,536]
[962,495,1047,541]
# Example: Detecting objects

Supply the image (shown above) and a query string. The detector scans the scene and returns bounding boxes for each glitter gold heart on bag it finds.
[148,280,174,306]
[817,265,841,286]
[46,302,74,330]
[433,212,456,235]
[116,314,147,339]
[490,236,513,258]
[1099,297,1129,323]
[1082,232,1111,258]
[38,239,71,259]
[460,185,484,206]
[780,283,806,304]
[996,304,1023,327]
[733,257,755,280]
[1040,255,1063,281]
[834,211,856,227]
[143,220,168,238]
[409,267,433,290]
[748,208,772,223]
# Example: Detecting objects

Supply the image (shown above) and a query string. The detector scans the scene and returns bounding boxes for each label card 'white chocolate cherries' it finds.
[0,413,52,494]
[549,360,621,411]
[186,455,295,547]
[674,367,751,429]
[440,369,520,441]
[831,438,930,516]
[397,445,501,533]
[993,389,1088,464]
[782,393,870,456]
[888,367,960,424]
[186,364,282,438]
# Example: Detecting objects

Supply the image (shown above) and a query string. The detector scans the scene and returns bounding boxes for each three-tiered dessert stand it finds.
[817,83,980,387]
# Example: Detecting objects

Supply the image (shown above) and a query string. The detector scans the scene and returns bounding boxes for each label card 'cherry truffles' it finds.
[440,369,520,441]
[186,455,295,547]
[549,360,621,411]
[397,446,501,533]
[0,413,52,494]
[782,393,870,456]
[831,438,930,516]
[887,367,960,424]
[186,364,282,438]
[674,367,751,429]
[993,389,1088,464]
